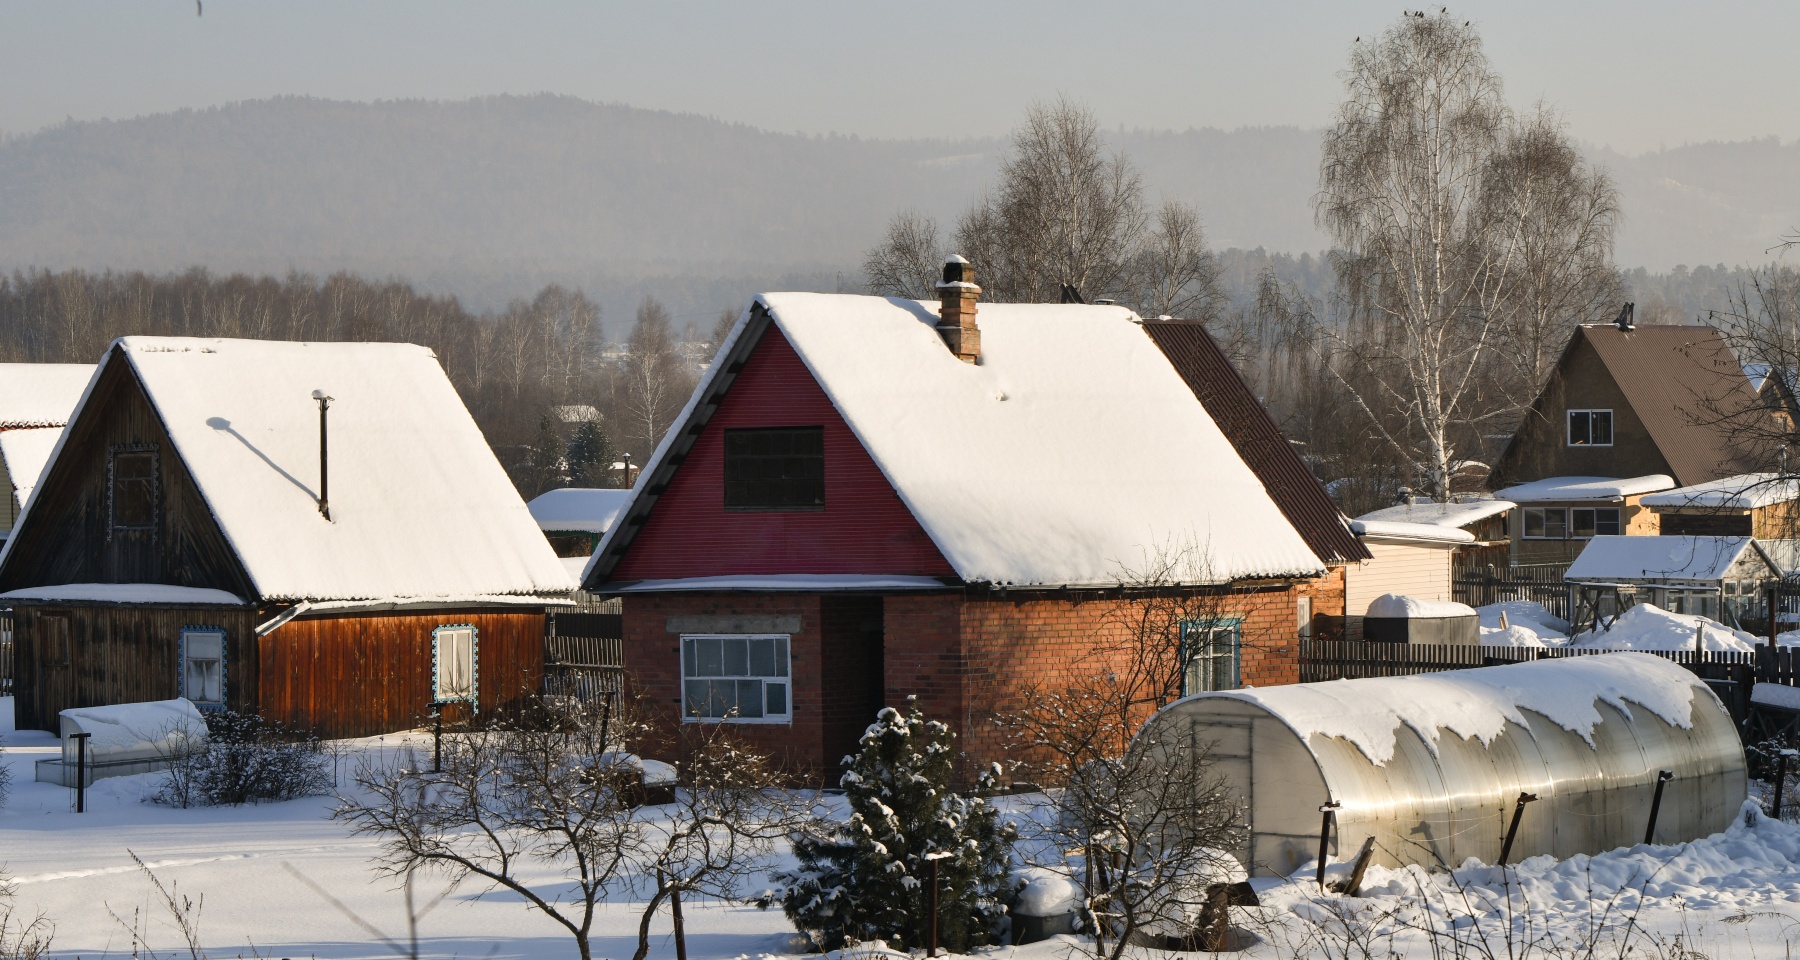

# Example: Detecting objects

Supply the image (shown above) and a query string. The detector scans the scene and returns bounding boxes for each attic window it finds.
[109,448,159,532]
[1567,410,1613,447]
[723,427,825,511]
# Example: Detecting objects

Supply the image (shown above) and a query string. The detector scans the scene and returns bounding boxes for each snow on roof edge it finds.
[1351,519,1476,544]
[0,351,111,574]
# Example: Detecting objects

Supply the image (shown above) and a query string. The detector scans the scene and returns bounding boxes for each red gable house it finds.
[585,261,1359,776]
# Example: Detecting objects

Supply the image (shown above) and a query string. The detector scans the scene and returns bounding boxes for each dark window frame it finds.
[722,426,825,512]
[107,445,161,536]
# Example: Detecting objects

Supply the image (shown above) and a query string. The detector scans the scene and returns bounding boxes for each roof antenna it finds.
[311,389,332,520]
[1614,302,1636,332]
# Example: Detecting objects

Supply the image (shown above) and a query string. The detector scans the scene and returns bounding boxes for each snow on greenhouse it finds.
[1140,653,1745,876]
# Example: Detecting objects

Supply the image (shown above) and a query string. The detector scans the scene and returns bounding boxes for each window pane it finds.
[749,638,775,677]
[723,427,825,510]
[684,680,710,717]
[774,637,788,677]
[1544,510,1567,538]
[1571,509,1596,538]
[766,681,787,716]
[695,637,723,676]
[1524,509,1545,538]
[736,679,765,718]
[705,679,732,717]
[1596,509,1621,536]
[114,452,156,527]
[1569,411,1590,444]
[185,632,222,660]
[1592,412,1613,445]
[683,638,697,677]
[722,637,749,676]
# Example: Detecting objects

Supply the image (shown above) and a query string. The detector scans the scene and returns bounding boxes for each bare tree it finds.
[1132,200,1229,322]
[619,296,696,462]
[863,210,943,300]
[1298,10,1619,500]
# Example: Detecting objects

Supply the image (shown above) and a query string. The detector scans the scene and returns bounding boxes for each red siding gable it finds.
[609,326,955,581]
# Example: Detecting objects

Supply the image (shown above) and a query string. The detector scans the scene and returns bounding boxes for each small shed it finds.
[1641,473,1800,538]
[1344,517,1473,640]
[1361,594,1479,645]
[1353,497,1514,568]
[1138,653,1745,876]
[1565,535,1779,630]
[527,487,633,562]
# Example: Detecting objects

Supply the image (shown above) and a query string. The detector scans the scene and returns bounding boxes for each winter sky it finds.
[2,0,1794,154]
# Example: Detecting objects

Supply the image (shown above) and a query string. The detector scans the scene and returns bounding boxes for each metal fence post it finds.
[72,731,93,813]
[1498,792,1537,866]
[1644,770,1675,844]
[1316,801,1340,890]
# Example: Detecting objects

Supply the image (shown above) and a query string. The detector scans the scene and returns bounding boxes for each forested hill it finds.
[0,94,1793,320]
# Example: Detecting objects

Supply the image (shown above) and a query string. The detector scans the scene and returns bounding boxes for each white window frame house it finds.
[680,633,791,723]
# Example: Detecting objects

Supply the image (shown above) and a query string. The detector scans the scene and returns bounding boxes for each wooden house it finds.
[0,363,95,547]
[0,338,575,737]
[1495,474,1673,564]
[583,261,1364,776]
[1639,473,1800,539]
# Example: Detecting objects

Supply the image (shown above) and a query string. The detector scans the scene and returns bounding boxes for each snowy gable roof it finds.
[602,293,1324,587]
[105,338,573,602]
[0,427,63,509]
[1565,535,1773,583]
[1349,519,1475,544]
[0,363,94,428]
[527,488,632,534]
[1640,473,1800,510]
[1355,498,1514,530]
[1499,475,1675,503]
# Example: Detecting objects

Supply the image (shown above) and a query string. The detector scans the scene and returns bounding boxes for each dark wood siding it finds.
[0,349,254,597]
[11,603,259,732]
[607,325,953,582]
[258,609,546,738]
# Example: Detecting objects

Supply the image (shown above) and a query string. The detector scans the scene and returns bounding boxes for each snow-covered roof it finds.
[1355,498,1514,530]
[0,363,94,428]
[0,427,62,507]
[1350,519,1476,544]
[599,294,1326,588]
[1365,594,1477,618]
[527,488,632,534]
[0,583,246,605]
[1499,475,1675,503]
[1565,535,1773,583]
[1183,652,1706,766]
[1640,473,1800,510]
[612,574,952,593]
[3,338,575,603]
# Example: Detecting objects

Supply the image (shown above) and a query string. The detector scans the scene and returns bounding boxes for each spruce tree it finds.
[776,700,1016,951]
[564,419,615,487]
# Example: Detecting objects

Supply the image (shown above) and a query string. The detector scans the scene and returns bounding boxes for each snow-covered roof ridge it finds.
[1499,475,1676,503]
[0,583,246,605]
[1565,535,1771,583]
[751,293,1325,586]
[1194,652,1707,766]
[527,488,633,534]
[57,337,574,603]
[1355,497,1515,529]
[0,428,64,511]
[1350,519,1476,544]
[0,363,95,428]
[1640,473,1800,509]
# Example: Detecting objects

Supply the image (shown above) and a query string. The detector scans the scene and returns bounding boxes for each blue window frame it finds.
[1180,618,1242,696]
[180,626,227,709]
[432,624,479,706]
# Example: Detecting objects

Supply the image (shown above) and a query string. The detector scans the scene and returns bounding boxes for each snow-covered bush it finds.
[774,699,1016,953]
[151,711,332,807]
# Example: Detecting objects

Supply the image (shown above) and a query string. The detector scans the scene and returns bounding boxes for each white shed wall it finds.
[1345,540,1457,618]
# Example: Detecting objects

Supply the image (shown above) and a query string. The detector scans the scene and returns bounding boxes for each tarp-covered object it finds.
[1139,654,1745,876]
[59,698,208,764]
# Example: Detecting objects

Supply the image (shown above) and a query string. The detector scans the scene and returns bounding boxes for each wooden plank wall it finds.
[9,603,258,731]
[259,609,546,739]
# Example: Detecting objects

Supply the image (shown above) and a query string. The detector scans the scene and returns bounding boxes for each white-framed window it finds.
[433,624,478,704]
[180,627,226,708]
[1567,409,1614,446]
[681,634,790,723]
[1522,507,1568,539]
[1570,507,1622,538]
[1180,619,1242,696]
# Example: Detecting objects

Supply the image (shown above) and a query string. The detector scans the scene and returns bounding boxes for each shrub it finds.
[774,700,1016,952]
[151,711,333,807]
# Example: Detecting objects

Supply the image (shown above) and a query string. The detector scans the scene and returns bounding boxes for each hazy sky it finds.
[3,1,1795,154]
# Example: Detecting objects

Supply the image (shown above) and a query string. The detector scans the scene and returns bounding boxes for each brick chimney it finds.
[935,255,981,363]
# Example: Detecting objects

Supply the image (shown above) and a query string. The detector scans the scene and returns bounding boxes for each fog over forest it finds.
[0,94,1794,333]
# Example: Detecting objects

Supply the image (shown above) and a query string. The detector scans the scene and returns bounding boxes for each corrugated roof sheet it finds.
[1579,325,1764,485]
[1141,320,1369,564]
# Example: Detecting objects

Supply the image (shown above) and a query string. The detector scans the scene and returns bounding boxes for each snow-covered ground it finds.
[1477,600,1769,652]
[8,692,1800,958]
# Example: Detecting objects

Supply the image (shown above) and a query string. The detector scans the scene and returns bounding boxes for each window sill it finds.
[681,716,792,726]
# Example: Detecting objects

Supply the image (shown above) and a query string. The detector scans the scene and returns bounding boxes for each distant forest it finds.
[0,95,1793,326]
[0,258,1774,502]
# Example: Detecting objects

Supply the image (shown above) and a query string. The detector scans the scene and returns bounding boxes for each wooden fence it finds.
[1452,562,1572,620]
[543,613,624,703]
